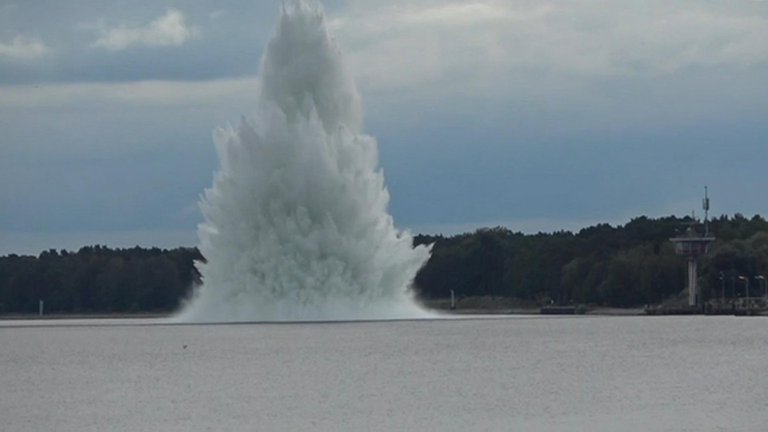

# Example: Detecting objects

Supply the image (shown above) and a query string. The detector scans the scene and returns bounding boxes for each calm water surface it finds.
[1,316,767,431]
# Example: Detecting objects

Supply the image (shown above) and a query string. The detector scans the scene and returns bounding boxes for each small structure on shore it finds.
[669,188,715,307]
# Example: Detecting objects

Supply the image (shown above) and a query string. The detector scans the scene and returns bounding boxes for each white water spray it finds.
[177,1,432,322]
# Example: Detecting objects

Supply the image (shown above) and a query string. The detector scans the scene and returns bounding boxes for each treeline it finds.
[1,214,767,314]
[0,246,202,314]
[414,214,768,306]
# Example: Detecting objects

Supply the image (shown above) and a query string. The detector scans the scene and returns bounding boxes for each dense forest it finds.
[0,246,203,314]
[415,214,768,307]
[1,214,767,314]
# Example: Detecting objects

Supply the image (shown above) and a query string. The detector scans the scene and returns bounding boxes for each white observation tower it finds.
[670,187,715,307]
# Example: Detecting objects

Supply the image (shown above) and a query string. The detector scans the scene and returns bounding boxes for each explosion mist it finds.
[176,1,432,322]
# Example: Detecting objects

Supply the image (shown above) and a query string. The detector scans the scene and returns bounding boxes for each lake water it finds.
[1,315,767,431]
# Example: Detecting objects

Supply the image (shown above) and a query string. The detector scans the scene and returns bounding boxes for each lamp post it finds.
[756,275,766,299]
[719,272,725,303]
[738,275,750,313]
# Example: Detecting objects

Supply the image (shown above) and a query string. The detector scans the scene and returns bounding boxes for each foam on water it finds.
[176,1,432,322]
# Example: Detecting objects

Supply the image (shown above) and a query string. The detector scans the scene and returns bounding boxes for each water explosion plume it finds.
[177,1,432,322]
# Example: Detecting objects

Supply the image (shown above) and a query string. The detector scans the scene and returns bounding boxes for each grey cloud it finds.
[0,1,282,85]
[332,0,768,93]
[0,36,51,61]
[2,0,768,254]
[90,8,199,51]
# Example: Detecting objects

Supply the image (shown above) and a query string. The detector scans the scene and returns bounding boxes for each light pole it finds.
[756,275,766,299]
[719,272,725,303]
[738,275,750,313]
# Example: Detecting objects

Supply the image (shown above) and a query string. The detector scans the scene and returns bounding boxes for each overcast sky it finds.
[2,0,768,255]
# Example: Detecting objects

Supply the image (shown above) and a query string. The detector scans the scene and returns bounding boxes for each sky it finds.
[1,0,768,255]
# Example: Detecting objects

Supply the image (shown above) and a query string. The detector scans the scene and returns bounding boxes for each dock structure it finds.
[670,188,715,307]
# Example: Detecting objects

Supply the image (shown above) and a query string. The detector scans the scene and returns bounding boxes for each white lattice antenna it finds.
[703,186,710,236]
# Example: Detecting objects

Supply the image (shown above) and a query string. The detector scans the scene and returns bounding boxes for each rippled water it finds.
[2,316,767,431]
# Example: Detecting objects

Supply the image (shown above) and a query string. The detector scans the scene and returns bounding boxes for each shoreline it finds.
[0,312,170,320]
[0,307,648,320]
[3,303,766,320]
[430,307,646,316]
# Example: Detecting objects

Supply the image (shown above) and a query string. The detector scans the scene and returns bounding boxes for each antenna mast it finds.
[703,186,710,236]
